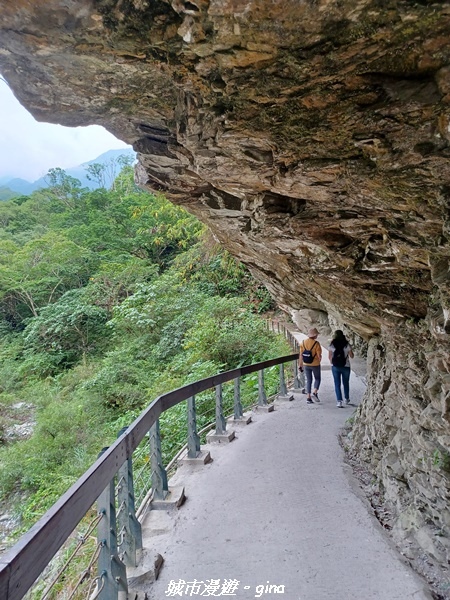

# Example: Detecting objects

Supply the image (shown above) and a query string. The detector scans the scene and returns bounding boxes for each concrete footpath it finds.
[141,365,432,600]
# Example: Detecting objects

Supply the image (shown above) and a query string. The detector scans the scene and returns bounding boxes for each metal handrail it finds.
[0,352,298,600]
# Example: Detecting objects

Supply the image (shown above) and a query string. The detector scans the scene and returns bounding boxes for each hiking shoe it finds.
[306,398,314,404]
[345,399,351,405]
[337,401,343,408]
[313,392,320,402]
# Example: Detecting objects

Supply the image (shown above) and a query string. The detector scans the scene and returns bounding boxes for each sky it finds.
[0,76,131,182]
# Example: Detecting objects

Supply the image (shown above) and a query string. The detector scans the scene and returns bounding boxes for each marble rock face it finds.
[1,0,449,573]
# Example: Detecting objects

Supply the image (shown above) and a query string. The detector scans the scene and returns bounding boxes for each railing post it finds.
[187,395,201,459]
[206,383,236,443]
[149,419,169,500]
[96,449,128,600]
[299,364,306,392]
[258,369,267,406]
[215,383,227,435]
[277,362,294,401]
[116,428,142,568]
[279,363,288,396]
[292,360,302,391]
[233,377,244,420]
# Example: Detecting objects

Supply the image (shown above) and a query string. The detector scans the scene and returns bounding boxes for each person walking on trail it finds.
[299,327,322,404]
[328,330,354,408]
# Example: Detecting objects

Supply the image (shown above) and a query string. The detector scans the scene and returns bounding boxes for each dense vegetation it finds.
[0,159,289,538]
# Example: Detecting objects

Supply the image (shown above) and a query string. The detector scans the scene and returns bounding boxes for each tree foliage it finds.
[0,160,286,535]
[23,288,109,370]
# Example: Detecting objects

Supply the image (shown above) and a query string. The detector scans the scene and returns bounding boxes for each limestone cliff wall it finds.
[0,0,449,580]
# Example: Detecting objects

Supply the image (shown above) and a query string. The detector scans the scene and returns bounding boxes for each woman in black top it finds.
[328,330,354,408]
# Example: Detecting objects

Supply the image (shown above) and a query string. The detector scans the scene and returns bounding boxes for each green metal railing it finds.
[0,346,299,600]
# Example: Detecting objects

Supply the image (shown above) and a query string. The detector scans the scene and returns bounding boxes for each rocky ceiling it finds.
[1,0,450,591]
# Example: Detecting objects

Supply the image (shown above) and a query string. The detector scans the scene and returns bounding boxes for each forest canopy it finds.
[0,160,287,537]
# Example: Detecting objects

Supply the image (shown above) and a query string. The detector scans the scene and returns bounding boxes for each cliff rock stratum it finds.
[1,0,449,587]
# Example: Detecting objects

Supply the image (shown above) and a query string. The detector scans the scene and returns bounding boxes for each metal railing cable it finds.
[65,540,103,600]
[37,512,104,600]
[87,574,105,600]
[0,346,298,600]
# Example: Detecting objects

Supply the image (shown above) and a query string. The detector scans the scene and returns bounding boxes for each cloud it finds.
[0,78,131,182]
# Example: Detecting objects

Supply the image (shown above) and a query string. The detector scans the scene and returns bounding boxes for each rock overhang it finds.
[4,1,450,336]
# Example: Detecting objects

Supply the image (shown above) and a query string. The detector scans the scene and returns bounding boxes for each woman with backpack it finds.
[299,327,322,404]
[328,330,354,408]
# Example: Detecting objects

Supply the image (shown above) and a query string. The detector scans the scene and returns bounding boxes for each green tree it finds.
[62,170,202,269]
[22,288,109,369]
[0,232,96,322]
[86,154,134,190]
[43,168,86,209]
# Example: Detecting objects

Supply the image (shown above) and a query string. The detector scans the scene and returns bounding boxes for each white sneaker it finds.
[345,399,351,405]
[337,401,343,408]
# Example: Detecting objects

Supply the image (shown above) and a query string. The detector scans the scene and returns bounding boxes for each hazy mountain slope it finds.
[2,148,136,195]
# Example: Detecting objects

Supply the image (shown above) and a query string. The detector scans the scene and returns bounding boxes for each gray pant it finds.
[305,365,321,394]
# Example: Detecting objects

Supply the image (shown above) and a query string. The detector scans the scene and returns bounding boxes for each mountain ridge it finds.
[0,148,136,198]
